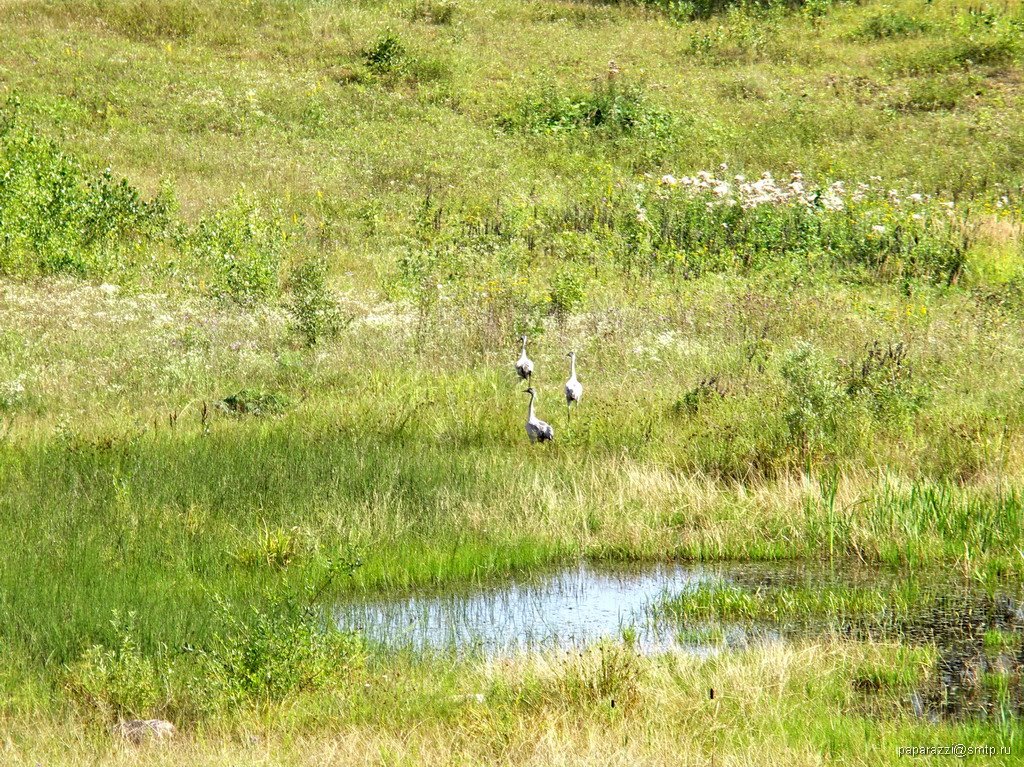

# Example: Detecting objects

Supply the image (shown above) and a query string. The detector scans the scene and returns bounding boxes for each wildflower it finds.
[660,174,678,187]
[872,225,886,235]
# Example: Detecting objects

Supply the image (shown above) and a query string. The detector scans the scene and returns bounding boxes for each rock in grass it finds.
[112,719,176,745]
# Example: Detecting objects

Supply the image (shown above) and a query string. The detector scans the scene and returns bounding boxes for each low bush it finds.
[854,10,930,41]
[65,613,165,720]
[500,77,674,140]
[197,598,366,707]
[0,97,171,278]
[185,196,284,303]
[286,256,349,346]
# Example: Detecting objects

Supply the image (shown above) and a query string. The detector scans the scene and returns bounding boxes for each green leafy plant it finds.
[219,388,293,416]
[186,196,283,303]
[0,96,171,278]
[548,266,587,315]
[781,342,845,453]
[64,612,164,720]
[501,77,674,139]
[286,256,349,346]
[363,30,408,75]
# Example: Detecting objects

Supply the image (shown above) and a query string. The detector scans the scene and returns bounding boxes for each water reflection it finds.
[335,560,1024,720]
[337,562,748,654]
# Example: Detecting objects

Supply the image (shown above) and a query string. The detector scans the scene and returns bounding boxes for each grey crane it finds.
[523,387,554,443]
[564,351,583,421]
[515,335,534,381]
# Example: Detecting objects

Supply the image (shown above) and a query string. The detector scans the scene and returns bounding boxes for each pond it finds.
[336,560,1024,719]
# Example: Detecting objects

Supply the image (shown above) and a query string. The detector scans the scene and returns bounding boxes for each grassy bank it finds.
[2,640,1021,765]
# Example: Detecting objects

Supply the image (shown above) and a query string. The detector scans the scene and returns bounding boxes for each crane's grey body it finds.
[564,351,583,419]
[515,335,534,381]
[524,387,554,443]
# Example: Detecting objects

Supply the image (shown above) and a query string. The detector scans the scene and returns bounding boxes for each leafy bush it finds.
[855,10,930,40]
[642,0,821,22]
[186,197,284,303]
[219,388,293,416]
[501,78,673,139]
[673,376,726,417]
[0,97,171,278]
[286,256,349,346]
[388,171,978,305]
[890,34,1021,75]
[549,266,587,315]
[781,342,845,452]
[0,100,296,299]
[198,598,366,706]
[65,613,164,720]
[363,30,408,75]
[843,341,926,426]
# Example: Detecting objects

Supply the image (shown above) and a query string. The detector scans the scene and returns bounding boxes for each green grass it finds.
[2,0,1024,762]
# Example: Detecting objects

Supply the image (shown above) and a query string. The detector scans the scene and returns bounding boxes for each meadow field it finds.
[2,0,1024,763]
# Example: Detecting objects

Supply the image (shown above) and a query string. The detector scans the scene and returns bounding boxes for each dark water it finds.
[335,561,1024,719]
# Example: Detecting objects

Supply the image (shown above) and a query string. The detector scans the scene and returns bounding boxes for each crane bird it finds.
[564,351,583,421]
[515,335,533,382]
[523,387,554,443]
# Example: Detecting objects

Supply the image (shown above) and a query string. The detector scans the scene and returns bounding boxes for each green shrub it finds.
[198,599,366,706]
[855,10,930,40]
[65,613,164,720]
[501,78,674,139]
[363,30,408,75]
[781,342,845,452]
[219,388,293,416]
[549,266,587,315]
[641,0,818,22]
[843,341,926,427]
[674,376,726,417]
[187,196,283,303]
[0,97,171,278]
[286,256,349,346]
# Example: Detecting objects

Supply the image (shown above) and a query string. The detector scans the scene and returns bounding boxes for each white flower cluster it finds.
[0,375,26,410]
[656,169,950,213]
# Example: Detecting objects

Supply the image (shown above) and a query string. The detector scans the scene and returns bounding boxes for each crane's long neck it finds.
[569,354,576,378]
[521,338,527,355]
[527,391,536,420]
